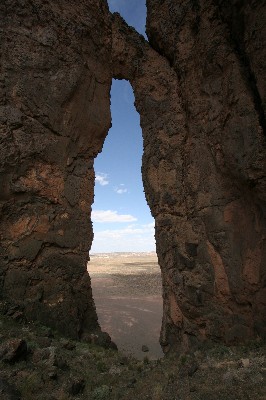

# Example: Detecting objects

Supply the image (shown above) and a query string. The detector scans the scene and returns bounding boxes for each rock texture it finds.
[0,0,265,352]
[112,1,266,351]
[0,0,112,338]
[144,0,266,351]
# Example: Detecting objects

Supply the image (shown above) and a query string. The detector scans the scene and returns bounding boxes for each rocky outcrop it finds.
[0,0,265,352]
[144,0,266,350]
[0,0,112,338]
[112,0,266,351]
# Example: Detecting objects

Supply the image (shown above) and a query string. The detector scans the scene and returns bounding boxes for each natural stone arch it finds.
[111,9,266,350]
[0,0,265,353]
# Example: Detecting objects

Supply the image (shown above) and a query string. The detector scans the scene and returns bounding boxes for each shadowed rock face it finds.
[144,0,266,351]
[0,0,265,351]
[0,0,112,337]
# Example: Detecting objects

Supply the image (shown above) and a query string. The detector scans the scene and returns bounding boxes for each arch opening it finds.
[88,79,163,359]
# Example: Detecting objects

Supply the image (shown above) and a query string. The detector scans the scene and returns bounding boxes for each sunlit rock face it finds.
[144,0,266,350]
[112,1,266,351]
[0,0,265,350]
[0,0,112,338]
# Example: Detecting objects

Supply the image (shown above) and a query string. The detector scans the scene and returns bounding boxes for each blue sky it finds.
[90,0,155,253]
[108,0,147,38]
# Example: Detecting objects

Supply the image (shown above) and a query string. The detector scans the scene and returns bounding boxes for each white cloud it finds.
[116,188,127,194]
[95,173,109,186]
[90,222,155,253]
[95,223,154,237]
[114,185,128,194]
[114,184,128,194]
[92,210,137,223]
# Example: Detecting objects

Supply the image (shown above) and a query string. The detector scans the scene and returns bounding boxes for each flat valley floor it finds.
[88,252,164,360]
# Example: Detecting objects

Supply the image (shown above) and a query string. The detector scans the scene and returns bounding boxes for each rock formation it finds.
[0,0,265,352]
[0,0,112,338]
[144,0,266,350]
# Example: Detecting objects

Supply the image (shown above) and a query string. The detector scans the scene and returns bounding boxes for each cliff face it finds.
[0,0,265,351]
[144,0,266,350]
[0,0,112,337]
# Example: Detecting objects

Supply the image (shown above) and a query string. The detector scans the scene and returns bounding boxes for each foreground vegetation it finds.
[0,303,265,400]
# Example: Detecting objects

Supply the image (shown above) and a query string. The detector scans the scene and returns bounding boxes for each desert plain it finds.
[87,252,164,360]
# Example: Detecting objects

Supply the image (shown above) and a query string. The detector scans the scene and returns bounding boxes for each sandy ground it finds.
[87,252,164,360]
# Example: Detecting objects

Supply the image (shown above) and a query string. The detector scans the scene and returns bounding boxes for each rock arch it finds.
[0,0,265,352]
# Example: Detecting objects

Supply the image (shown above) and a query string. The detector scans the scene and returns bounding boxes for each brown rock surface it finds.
[0,0,112,338]
[144,0,266,351]
[0,0,265,352]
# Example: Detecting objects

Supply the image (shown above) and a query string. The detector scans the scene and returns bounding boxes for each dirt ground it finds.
[87,252,164,360]
[1,252,265,399]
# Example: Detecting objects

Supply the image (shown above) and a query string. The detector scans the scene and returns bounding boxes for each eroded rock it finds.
[144,0,266,351]
[0,0,265,353]
[0,0,112,339]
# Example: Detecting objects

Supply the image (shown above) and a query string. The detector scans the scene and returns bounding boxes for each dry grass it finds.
[0,308,265,400]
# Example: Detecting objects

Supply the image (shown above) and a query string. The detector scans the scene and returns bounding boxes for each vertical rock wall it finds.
[0,0,112,338]
[112,0,266,351]
[0,0,265,352]
[144,0,266,350]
